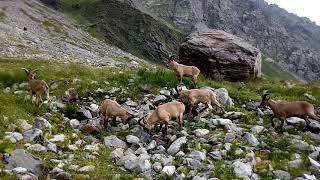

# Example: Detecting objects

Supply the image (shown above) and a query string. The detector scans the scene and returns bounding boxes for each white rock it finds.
[233,161,252,178]
[211,118,232,126]
[84,144,99,152]
[111,148,124,159]
[104,136,127,149]
[167,136,187,155]
[162,166,176,176]
[12,167,28,174]
[126,135,140,144]
[78,165,95,172]
[27,144,47,152]
[309,157,320,169]
[68,145,78,151]
[69,119,80,129]
[194,129,210,137]
[49,134,65,142]
[251,126,265,134]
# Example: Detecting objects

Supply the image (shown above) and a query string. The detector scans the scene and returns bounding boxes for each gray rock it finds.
[125,100,138,107]
[194,129,210,137]
[225,132,236,143]
[104,135,128,149]
[291,139,312,151]
[243,132,259,146]
[44,141,57,153]
[167,136,187,155]
[251,126,265,134]
[192,176,206,180]
[146,140,157,150]
[309,120,320,133]
[136,159,152,172]
[211,118,232,126]
[162,165,176,176]
[222,112,244,120]
[49,134,65,142]
[179,30,261,81]
[62,88,78,102]
[34,117,52,129]
[23,128,42,142]
[77,108,92,119]
[309,157,320,169]
[124,157,139,170]
[84,144,99,152]
[12,167,28,174]
[111,148,124,159]
[89,104,99,113]
[69,119,80,129]
[187,150,206,161]
[153,95,167,104]
[302,174,317,180]
[233,161,252,178]
[273,170,291,180]
[208,150,222,160]
[4,132,23,143]
[78,165,95,172]
[27,144,47,152]
[126,135,140,144]
[183,158,201,170]
[160,89,171,96]
[304,93,316,101]
[4,149,44,176]
[17,119,32,131]
[3,87,10,93]
[287,117,306,126]
[289,159,302,168]
[213,88,234,107]
[152,162,162,173]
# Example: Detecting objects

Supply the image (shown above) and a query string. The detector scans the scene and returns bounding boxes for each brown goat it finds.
[259,92,320,132]
[100,99,133,128]
[22,68,50,105]
[167,56,200,87]
[177,86,224,115]
[140,101,185,135]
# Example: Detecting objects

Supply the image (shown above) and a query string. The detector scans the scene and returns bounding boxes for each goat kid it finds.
[22,68,50,105]
[167,56,200,87]
[259,92,320,132]
[176,85,225,116]
[140,101,185,135]
[100,99,134,128]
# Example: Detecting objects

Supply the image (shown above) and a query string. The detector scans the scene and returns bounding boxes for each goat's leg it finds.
[270,117,275,128]
[179,113,184,127]
[303,115,311,130]
[164,122,169,136]
[279,117,285,133]
[192,76,197,88]
[102,116,109,128]
[189,104,194,116]
[111,117,117,127]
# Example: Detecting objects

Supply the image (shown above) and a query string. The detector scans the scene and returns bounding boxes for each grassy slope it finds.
[0,58,319,178]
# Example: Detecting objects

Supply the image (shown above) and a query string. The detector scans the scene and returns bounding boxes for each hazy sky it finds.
[265,0,320,25]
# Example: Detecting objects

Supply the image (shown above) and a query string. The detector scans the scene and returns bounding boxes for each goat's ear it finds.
[21,68,29,74]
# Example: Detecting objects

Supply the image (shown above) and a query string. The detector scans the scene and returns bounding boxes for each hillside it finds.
[0,0,145,67]
[0,59,320,179]
[129,0,320,81]
[1,0,320,179]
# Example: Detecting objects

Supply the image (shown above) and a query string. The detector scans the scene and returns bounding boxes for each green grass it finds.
[0,58,319,179]
[262,58,298,81]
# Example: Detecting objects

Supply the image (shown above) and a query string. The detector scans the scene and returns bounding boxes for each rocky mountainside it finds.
[129,0,320,81]
[0,0,145,67]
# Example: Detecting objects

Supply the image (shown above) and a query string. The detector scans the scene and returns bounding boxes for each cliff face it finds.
[129,0,320,81]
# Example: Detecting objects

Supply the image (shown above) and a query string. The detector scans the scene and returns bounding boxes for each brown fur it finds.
[177,87,224,114]
[259,93,320,132]
[142,101,185,134]
[22,68,50,105]
[100,99,133,127]
[167,58,200,87]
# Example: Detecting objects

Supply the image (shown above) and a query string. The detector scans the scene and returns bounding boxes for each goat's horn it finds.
[32,69,39,73]
[262,90,269,96]
[21,68,29,73]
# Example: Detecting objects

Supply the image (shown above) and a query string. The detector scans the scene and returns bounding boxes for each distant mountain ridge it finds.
[128,0,320,81]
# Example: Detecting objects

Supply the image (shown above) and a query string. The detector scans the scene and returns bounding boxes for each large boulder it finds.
[4,149,44,176]
[179,29,262,81]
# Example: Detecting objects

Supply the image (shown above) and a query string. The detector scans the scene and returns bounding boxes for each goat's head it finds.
[138,113,152,133]
[166,55,178,67]
[22,68,38,81]
[259,90,271,108]
[122,111,135,124]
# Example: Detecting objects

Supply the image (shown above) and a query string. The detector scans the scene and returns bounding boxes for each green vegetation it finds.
[262,58,298,81]
[0,58,319,179]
